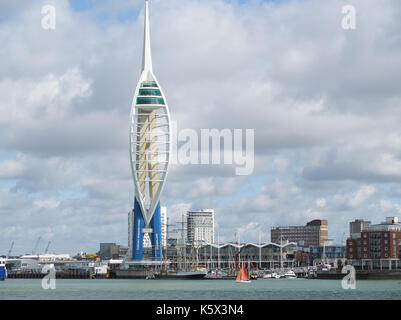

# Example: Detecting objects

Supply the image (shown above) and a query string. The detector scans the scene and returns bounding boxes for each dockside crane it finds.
[32,236,42,255]
[341,232,346,245]
[44,241,51,254]
[7,241,14,258]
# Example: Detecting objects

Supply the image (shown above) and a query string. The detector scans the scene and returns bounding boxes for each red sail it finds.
[236,263,249,281]
[236,266,242,281]
[242,264,249,280]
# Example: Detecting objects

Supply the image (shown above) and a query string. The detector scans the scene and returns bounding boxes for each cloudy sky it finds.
[1,0,401,255]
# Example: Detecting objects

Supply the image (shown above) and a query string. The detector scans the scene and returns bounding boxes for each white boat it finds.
[205,269,228,279]
[263,272,283,279]
[284,270,297,279]
[146,273,156,280]
[320,264,331,271]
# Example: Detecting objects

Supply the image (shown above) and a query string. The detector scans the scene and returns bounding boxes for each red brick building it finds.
[346,217,401,269]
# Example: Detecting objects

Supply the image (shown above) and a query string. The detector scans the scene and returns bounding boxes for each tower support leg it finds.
[132,198,145,261]
[150,201,163,261]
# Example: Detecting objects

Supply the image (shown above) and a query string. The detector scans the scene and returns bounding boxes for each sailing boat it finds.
[236,263,251,283]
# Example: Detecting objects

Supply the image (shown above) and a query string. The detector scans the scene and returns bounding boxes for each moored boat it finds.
[284,270,297,279]
[161,270,207,280]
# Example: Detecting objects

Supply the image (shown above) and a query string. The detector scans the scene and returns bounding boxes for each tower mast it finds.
[142,0,153,72]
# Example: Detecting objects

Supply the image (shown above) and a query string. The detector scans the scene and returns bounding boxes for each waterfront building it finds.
[293,247,312,267]
[146,240,298,270]
[99,243,120,260]
[271,219,328,246]
[293,241,346,268]
[19,254,71,261]
[5,258,41,273]
[346,217,401,269]
[197,241,297,270]
[350,219,371,238]
[187,209,215,246]
[99,243,128,260]
[311,243,346,268]
[311,244,345,260]
[129,0,172,261]
[345,218,371,262]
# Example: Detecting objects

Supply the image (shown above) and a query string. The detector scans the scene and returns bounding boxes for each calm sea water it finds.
[1,278,401,300]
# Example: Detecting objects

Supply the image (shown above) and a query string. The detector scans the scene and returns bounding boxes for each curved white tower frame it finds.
[130,0,171,230]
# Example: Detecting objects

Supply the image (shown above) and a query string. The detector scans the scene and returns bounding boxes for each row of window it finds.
[136,97,165,105]
[138,89,162,97]
[362,246,391,251]
[350,253,391,259]
[141,83,158,88]
[364,232,395,238]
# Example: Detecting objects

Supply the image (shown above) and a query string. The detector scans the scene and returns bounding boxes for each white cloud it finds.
[333,185,376,210]
[316,198,326,208]
[34,199,60,209]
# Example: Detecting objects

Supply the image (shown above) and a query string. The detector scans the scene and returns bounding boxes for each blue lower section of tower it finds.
[150,202,163,261]
[132,198,144,261]
[132,198,163,261]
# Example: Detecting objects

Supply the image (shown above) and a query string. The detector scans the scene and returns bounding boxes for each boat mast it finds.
[196,245,199,267]
[238,230,241,265]
[182,212,186,271]
[217,233,220,270]
[164,217,168,272]
[280,234,283,271]
[210,242,212,270]
[204,245,206,270]
[259,232,261,269]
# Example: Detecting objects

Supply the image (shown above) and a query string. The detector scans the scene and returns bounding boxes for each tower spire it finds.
[142,0,153,72]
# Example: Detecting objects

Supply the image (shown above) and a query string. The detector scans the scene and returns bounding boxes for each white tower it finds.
[129,0,171,261]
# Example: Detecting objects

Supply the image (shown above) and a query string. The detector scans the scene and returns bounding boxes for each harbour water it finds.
[1,279,401,300]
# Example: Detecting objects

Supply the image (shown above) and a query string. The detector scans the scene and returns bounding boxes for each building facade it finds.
[271,219,328,246]
[187,210,215,246]
[346,217,401,269]
[163,241,298,270]
[99,243,120,260]
[350,219,371,237]
[129,0,171,261]
[311,245,345,260]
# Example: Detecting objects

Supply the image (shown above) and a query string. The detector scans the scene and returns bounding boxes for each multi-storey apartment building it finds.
[346,217,401,269]
[271,219,328,246]
[187,209,215,246]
